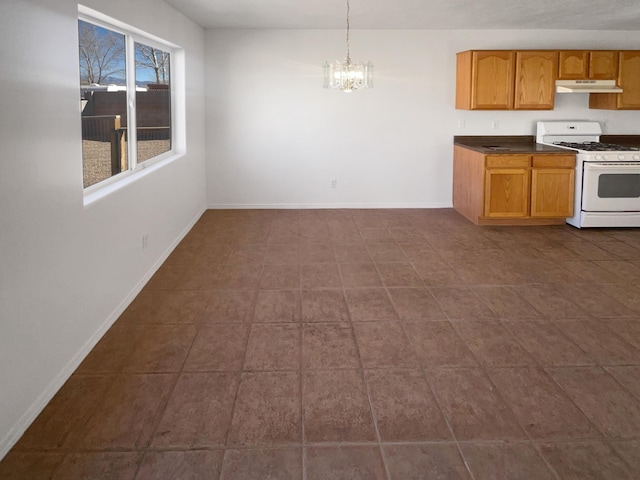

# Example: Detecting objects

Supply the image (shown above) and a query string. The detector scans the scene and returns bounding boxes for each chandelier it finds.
[323,0,373,92]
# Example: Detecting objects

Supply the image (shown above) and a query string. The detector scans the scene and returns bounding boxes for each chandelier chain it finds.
[345,0,351,64]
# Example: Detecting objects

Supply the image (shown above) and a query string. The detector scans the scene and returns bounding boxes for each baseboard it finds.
[0,206,206,462]
[207,202,453,209]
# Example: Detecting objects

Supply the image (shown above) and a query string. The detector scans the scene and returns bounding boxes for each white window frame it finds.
[79,5,183,202]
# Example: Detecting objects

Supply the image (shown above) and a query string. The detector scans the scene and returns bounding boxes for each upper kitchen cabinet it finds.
[513,51,558,110]
[456,50,556,110]
[590,51,640,109]
[558,51,588,79]
[558,50,618,79]
[589,51,619,79]
[456,50,515,110]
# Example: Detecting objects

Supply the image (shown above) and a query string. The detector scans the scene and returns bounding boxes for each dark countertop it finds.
[601,135,640,148]
[454,136,572,154]
[455,135,640,154]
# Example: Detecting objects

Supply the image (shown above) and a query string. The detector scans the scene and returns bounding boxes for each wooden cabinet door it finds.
[484,168,530,218]
[559,51,618,79]
[471,51,515,109]
[616,51,640,109]
[531,168,575,217]
[589,51,618,79]
[558,51,588,79]
[590,51,640,109]
[514,51,558,110]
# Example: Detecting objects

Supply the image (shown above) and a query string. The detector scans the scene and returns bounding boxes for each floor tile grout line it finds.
[382,224,494,479]
[278,213,306,480]
[50,373,126,451]
[369,243,475,480]
[542,364,640,441]
[334,245,402,478]
[37,437,640,456]
[416,364,479,480]
[487,300,640,464]
[360,373,395,480]
[497,318,595,369]
[221,265,264,453]
[294,212,306,480]
[131,370,187,478]
[475,363,564,480]
[471,284,541,320]
[399,259,557,480]
[595,322,640,364]
[131,288,218,480]
[602,365,640,404]
[345,261,394,480]
[551,319,639,368]
[601,437,640,477]
[446,316,588,370]
[300,296,307,480]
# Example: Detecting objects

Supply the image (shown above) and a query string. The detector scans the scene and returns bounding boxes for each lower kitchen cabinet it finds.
[453,146,575,225]
[484,156,530,218]
[530,161,575,218]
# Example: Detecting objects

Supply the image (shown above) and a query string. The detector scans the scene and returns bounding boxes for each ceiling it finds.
[164,0,640,30]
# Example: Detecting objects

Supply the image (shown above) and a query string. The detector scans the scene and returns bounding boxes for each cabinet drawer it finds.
[485,155,530,168]
[532,155,575,168]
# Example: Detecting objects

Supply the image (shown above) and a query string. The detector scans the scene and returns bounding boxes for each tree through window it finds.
[78,21,125,85]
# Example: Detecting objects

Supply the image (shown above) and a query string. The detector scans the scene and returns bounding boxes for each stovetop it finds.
[553,141,640,152]
[536,121,640,158]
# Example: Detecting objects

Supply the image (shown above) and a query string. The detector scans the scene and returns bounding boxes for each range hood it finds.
[556,79,623,93]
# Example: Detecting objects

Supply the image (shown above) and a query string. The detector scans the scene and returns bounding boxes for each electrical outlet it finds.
[458,120,465,129]
[331,179,338,189]
[492,120,499,129]
[142,234,149,250]
[602,118,608,129]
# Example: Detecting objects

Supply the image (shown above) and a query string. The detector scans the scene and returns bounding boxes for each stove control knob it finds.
[618,155,626,160]
[603,155,609,161]
[634,155,640,160]
[595,155,603,160]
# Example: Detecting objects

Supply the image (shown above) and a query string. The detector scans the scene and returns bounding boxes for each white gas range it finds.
[536,121,640,228]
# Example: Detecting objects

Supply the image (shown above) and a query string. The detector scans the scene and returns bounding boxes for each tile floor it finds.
[2,208,640,479]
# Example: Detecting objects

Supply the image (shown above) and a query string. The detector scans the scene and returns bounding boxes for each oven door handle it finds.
[585,162,640,169]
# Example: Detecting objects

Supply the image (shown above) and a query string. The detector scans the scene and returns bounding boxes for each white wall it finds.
[0,0,206,458]
[205,29,640,208]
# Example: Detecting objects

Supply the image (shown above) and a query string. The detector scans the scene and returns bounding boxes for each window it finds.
[78,9,174,190]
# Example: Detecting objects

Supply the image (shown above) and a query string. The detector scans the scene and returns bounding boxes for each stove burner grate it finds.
[554,141,640,152]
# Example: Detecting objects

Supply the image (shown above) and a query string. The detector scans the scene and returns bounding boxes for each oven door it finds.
[582,162,640,211]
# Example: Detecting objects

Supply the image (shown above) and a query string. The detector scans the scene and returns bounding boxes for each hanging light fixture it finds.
[323,0,373,92]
